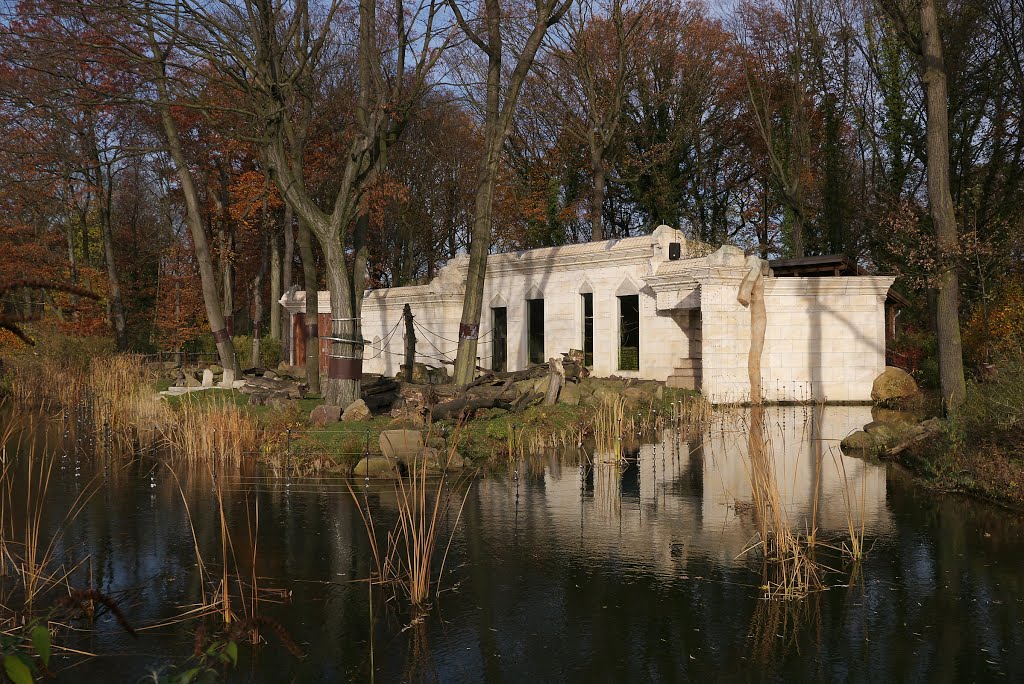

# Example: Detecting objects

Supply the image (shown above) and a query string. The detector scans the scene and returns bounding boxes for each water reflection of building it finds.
[477,406,892,572]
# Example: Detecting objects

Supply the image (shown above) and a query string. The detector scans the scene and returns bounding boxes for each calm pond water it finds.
[4,405,1023,682]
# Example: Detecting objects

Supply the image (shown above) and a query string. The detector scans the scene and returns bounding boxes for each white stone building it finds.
[280,225,897,403]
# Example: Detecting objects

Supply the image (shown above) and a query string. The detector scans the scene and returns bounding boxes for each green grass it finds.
[897,354,1024,509]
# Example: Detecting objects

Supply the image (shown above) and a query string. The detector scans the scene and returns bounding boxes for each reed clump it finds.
[350,424,471,610]
[0,411,101,624]
[740,406,822,599]
[163,401,262,467]
[6,353,265,466]
[592,396,627,461]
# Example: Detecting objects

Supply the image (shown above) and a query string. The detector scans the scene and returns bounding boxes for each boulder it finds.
[202,369,215,387]
[269,397,295,411]
[864,421,911,445]
[379,429,424,461]
[870,407,919,426]
[408,446,468,472]
[558,381,581,406]
[399,362,449,385]
[342,399,372,422]
[840,430,875,451]
[353,455,403,478]
[871,366,919,405]
[310,404,341,425]
[209,364,223,375]
[623,386,648,401]
[181,371,202,388]
[263,369,278,380]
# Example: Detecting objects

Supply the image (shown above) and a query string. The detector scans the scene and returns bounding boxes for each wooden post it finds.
[544,357,565,405]
[403,304,416,380]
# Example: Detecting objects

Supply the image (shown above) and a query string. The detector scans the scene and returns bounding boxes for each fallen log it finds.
[430,395,514,422]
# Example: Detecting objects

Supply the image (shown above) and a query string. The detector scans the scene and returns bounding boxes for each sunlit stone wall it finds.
[281,228,893,404]
[698,249,894,403]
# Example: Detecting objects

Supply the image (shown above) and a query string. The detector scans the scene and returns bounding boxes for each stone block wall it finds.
[699,274,894,403]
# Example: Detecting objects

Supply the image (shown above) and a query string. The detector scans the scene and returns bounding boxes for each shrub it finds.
[232,335,282,369]
[960,353,1024,448]
[964,276,1024,365]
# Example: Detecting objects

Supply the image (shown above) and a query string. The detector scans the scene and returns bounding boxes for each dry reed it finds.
[829,447,868,561]
[0,410,101,622]
[740,406,822,599]
[349,423,471,610]
[7,354,263,466]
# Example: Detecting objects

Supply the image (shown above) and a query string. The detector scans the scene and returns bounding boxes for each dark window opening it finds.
[581,292,594,367]
[618,294,639,371]
[491,307,507,372]
[528,298,545,365]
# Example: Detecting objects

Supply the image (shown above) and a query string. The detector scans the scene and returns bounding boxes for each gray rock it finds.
[310,405,342,424]
[399,362,449,385]
[558,382,580,406]
[202,369,215,387]
[380,429,424,461]
[342,399,372,422]
[871,366,919,405]
[623,386,649,401]
[353,455,402,478]
[870,407,919,426]
[263,369,278,379]
[840,430,875,451]
[409,447,468,472]
[864,421,909,446]
[209,364,223,375]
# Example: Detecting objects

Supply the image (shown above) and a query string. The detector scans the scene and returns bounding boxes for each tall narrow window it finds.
[618,294,639,371]
[581,292,594,367]
[527,298,545,365]
[491,307,507,372]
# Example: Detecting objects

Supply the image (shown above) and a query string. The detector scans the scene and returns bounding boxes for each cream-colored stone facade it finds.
[281,226,895,403]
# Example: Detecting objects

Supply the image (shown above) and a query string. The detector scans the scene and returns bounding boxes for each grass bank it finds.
[1,333,711,472]
[895,356,1024,509]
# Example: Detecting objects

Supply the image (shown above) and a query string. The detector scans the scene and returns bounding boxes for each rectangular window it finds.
[491,307,507,372]
[618,294,639,371]
[527,298,545,365]
[581,293,594,367]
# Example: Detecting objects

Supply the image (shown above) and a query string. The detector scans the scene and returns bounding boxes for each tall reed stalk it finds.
[830,448,868,561]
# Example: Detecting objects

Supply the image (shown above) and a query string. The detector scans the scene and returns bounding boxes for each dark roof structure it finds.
[768,254,910,307]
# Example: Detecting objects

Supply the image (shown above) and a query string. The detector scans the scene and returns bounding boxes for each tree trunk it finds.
[296,217,321,395]
[281,203,294,353]
[98,197,128,350]
[252,269,263,369]
[153,68,235,373]
[591,150,606,242]
[218,164,235,354]
[453,159,498,384]
[920,0,966,414]
[323,238,362,407]
[270,228,281,341]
